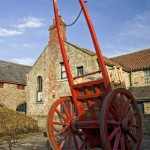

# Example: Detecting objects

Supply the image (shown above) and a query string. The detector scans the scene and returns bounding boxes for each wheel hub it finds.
[121,118,131,132]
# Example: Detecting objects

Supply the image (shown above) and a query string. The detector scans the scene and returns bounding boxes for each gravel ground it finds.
[0,133,150,150]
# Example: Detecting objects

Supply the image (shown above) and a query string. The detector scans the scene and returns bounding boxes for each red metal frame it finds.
[52,0,111,98]
[49,0,142,149]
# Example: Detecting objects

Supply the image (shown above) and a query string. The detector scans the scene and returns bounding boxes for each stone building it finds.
[0,17,150,129]
[0,60,31,113]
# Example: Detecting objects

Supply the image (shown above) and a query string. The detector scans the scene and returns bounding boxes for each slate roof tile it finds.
[0,60,31,84]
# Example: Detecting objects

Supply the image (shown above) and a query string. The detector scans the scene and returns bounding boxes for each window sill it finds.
[36,101,43,104]
[57,78,68,82]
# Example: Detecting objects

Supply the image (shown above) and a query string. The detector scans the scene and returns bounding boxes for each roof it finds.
[110,48,150,70]
[65,41,120,67]
[103,56,121,67]
[0,60,32,84]
[129,86,150,100]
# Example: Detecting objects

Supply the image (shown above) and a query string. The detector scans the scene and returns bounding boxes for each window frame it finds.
[60,62,67,79]
[37,76,43,102]
[77,66,84,76]
[144,69,150,83]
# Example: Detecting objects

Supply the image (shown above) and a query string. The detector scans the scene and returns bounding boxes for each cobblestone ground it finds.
[0,133,150,150]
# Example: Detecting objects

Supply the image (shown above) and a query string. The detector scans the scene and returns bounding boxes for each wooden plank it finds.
[73,79,104,89]
[76,92,106,100]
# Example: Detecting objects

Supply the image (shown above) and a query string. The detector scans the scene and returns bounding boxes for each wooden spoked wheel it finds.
[47,97,86,150]
[100,88,142,150]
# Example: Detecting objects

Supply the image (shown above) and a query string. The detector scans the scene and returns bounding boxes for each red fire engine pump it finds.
[47,0,142,149]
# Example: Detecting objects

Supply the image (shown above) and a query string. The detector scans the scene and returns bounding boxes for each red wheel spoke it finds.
[113,131,122,150]
[73,134,79,149]
[120,134,125,150]
[53,121,66,126]
[77,133,84,141]
[70,102,73,115]
[62,102,69,117]
[127,111,137,120]
[75,133,85,149]
[79,138,85,149]
[127,131,137,143]
[55,108,67,121]
[124,134,132,150]
[109,127,120,142]
[68,133,72,150]
[60,130,70,149]
[123,99,131,117]
[120,94,125,118]
[110,107,119,121]
[54,126,69,137]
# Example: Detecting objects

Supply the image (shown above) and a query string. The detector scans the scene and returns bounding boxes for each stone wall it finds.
[132,70,150,86]
[144,102,150,114]
[123,71,131,88]
[0,83,26,110]
[26,46,51,128]
[142,115,150,134]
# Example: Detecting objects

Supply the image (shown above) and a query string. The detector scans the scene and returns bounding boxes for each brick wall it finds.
[0,83,26,110]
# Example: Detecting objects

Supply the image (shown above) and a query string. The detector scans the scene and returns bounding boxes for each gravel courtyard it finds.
[0,133,150,150]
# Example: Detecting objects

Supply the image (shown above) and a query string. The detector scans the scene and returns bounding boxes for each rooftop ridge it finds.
[0,60,32,67]
[111,48,150,59]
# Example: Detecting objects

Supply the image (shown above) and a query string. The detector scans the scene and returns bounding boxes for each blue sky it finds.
[0,0,150,65]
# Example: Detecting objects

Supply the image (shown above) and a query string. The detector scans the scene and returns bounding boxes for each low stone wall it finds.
[142,115,150,134]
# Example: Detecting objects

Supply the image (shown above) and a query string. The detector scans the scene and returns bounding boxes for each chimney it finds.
[48,16,67,46]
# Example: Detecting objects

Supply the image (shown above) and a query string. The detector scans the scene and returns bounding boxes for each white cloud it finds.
[9,43,35,49]
[15,17,44,29]
[0,28,24,37]
[22,43,35,48]
[120,11,150,38]
[12,58,35,65]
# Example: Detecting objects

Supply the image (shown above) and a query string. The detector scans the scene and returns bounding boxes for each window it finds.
[77,66,84,76]
[0,82,4,88]
[60,63,67,79]
[17,84,25,90]
[137,102,144,115]
[37,76,42,102]
[16,103,26,114]
[144,69,150,83]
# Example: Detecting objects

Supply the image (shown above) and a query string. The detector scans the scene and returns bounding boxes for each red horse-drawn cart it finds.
[47,0,142,149]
